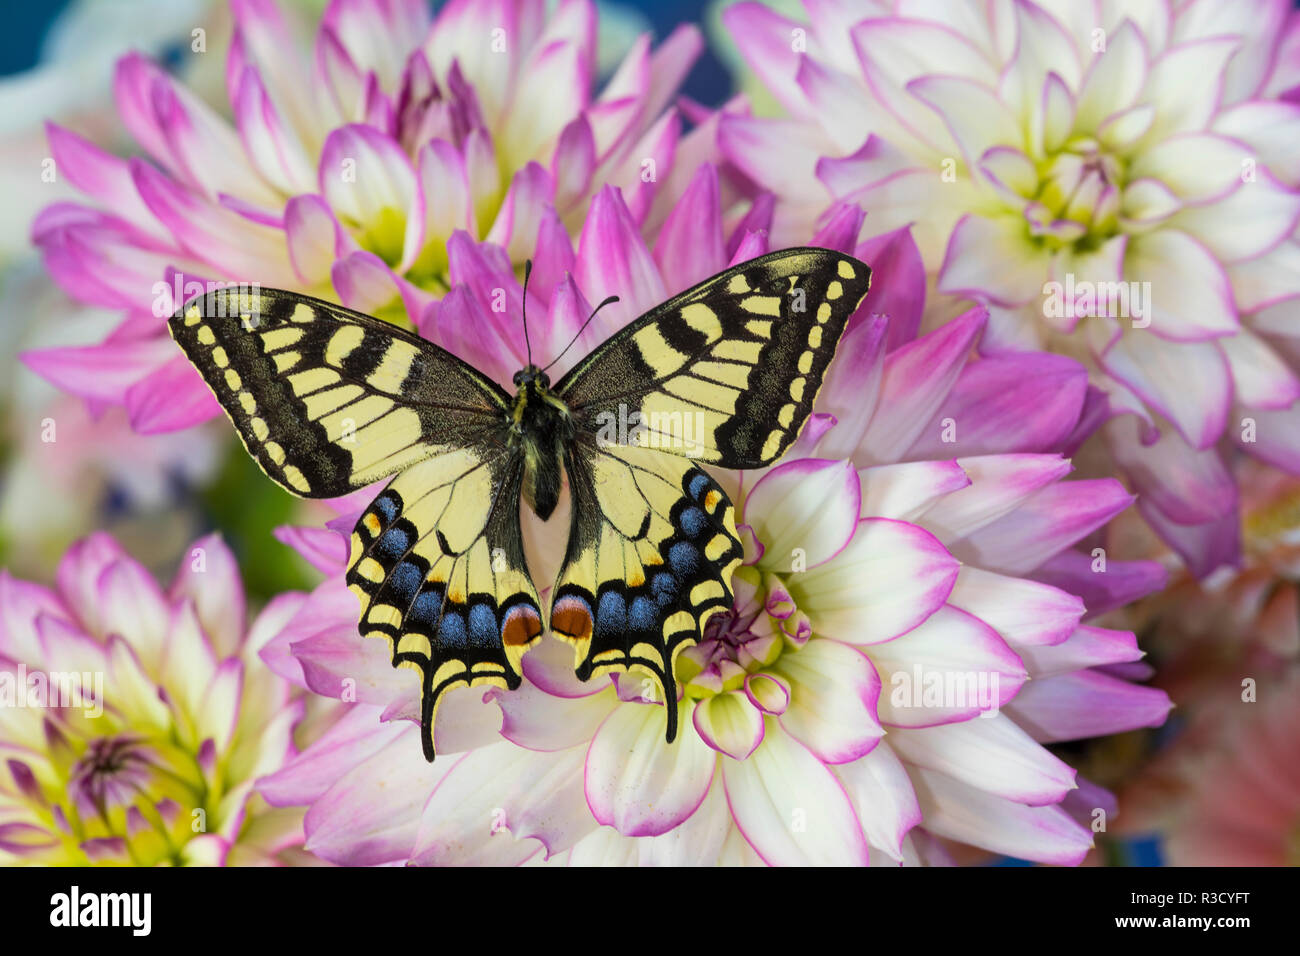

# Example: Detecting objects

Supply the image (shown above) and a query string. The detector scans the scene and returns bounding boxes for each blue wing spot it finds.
[629,596,658,634]
[467,602,499,649]
[407,588,443,633]
[372,493,400,524]
[594,590,628,640]
[679,506,707,538]
[669,541,700,577]
[375,525,411,562]
[387,560,423,605]
[437,610,467,649]
[687,473,710,501]
[651,572,678,606]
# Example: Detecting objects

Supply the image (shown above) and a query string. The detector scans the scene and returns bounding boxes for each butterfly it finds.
[169,247,870,760]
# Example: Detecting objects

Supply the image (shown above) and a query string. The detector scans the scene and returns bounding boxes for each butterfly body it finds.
[508,366,572,520]
[169,247,870,760]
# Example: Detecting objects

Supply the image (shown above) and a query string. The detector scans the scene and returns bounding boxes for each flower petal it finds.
[858,462,969,527]
[871,605,1026,727]
[585,701,715,837]
[938,214,1051,307]
[168,533,245,658]
[692,691,765,760]
[855,308,987,464]
[1015,625,1144,678]
[909,765,1093,865]
[574,185,666,331]
[722,720,871,866]
[891,712,1076,806]
[945,566,1084,648]
[792,518,959,645]
[1098,331,1231,449]
[745,458,860,571]
[125,355,224,434]
[831,741,921,862]
[772,639,882,763]
[304,724,446,865]
[652,163,726,292]
[1006,671,1173,742]
[951,478,1135,575]
[908,352,1089,458]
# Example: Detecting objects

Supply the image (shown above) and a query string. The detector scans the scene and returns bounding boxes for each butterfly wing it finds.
[554,247,870,467]
[348,448,542,760]
[170,289,542,760]
[549,249,869,730]
[168,287,511,496]
[550,441,742,741]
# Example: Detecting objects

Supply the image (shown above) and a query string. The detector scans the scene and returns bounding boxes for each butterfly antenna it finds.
[540,295,620,375]
[519,259,537,366]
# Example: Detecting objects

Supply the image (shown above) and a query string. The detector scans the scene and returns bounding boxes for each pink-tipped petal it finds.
[585,701,715,837]
[721,720,871,866]
[909,765,1093,865]
[124,356,224,433]
[890,712,1077,806]
[855,308,987,464]
[792,518,959,646]
[745,458,861,571]
[692,691,765,760]
[773,639,882,764]
[946,566,1084,648]
[1006,670,1173,742]
[872,605,1026,727]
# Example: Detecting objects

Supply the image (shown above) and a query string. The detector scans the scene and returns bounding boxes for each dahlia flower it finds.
[0,532,307,865]
[1108,460,1299,861]
[254,179,1171,865]
[24,0,708,435]
[719,0,1300,576]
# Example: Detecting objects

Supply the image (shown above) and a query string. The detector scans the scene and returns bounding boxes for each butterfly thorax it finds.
[510,365,573,521]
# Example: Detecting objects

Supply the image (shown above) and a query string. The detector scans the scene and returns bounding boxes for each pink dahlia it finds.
[253,179,1171,865]
[719,0,1300,576]
[0,532,309,865]
[1109,460,1300,860]
[24,0,707,435]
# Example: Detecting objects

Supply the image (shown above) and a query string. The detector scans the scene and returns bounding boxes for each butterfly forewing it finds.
[168,288,509,496]
[555,247,871,467]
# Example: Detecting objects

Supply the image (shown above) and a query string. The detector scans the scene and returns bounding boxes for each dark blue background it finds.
[0,0,733,103]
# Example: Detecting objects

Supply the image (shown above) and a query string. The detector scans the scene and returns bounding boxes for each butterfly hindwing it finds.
[168,287,510,496]
[549,441,743,736]
[555,248,870,467]
[347,448,543,761]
